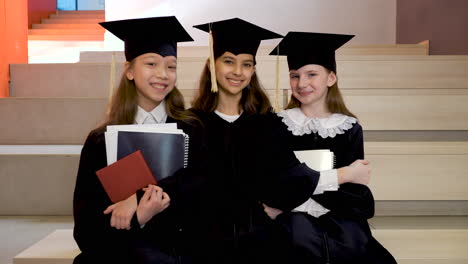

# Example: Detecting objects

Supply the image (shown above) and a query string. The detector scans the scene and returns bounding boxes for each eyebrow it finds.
[222,55,254,64]
[141,55,158,59]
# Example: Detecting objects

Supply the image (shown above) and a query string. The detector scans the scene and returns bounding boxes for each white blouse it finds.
[278,108,357,217]
[277,107,357,138]
[135,101,168,125]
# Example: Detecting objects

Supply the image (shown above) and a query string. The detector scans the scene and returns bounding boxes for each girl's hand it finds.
[136,185,171,226]
[103,193,137,230]
[338,159,371,185]
[262,203,283,220]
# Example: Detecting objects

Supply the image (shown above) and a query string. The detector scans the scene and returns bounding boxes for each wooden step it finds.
[375,201,468,216]
[28,40,104,48]
[1,143,466,214]
[57,10,104,15]
[41,18,103,24]
[0,98,106,144]
[29,29,104,35]
[13,229,79,264]
[12,56,468,96]
[369,216,468,229]
[373,229,468,264]
[13,225,468,264]
[0,155,79,215]
[9,56,468,130]
[32,23,102,29]
[79,43,430,63]
[28,35,104,41]
[366,142,468,200]
[49,13,105,19]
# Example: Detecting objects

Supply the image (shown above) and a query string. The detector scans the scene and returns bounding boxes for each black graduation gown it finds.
[174,110,322,264]
[72,117,206,264]
[276,115,396,264]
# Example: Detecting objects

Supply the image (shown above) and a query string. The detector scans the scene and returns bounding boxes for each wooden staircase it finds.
[28,10,105,41]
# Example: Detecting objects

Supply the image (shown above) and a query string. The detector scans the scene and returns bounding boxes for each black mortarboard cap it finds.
[193,18,282,58]
[194,18,282,93]
[270,32,354,72]
[99,16,193,61]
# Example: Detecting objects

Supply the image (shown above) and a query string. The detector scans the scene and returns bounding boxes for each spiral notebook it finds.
[292,149,335,214]
[117,130,189,181]
[293,149,335,170]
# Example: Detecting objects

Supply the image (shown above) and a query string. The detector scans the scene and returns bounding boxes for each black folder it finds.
[117,131,189,181]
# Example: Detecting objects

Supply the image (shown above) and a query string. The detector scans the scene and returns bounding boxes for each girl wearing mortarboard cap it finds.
[264,32,397,263]
[180,19,374,263]
[73,16,206,264]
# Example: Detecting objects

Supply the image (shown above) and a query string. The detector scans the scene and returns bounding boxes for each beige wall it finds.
[104,0,397,49]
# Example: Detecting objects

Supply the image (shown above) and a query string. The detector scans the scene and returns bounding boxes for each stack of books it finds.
[96,124,189,202]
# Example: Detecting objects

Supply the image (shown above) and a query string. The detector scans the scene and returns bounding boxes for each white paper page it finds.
[292,149,334,215]
[105,123,184,165]
[293,149,334,171]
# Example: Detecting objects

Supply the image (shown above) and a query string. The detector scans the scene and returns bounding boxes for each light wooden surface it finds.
[2,94,467,144]
[13,230,78,264]
[365,142,468,200]
[11,55,468,97]
[78,42,430,63]
[373,229,468,262]
[347,95,468,130]
[13,226,468,264]
[0,98,106,144]
[0,155,78,215]
[1,142,467,214]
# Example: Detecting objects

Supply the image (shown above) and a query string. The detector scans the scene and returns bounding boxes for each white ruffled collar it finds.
[277,108,357,138]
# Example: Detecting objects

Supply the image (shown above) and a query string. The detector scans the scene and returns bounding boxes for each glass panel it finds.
[77,0,105,10]
[57,0,77,11]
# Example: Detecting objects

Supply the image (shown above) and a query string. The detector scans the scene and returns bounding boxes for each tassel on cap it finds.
[274,45,281,112]
[208,27,218,93]
[108,52,116,104]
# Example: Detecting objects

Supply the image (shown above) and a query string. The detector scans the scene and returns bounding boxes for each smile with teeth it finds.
[228,78,243,85]
[150,83,168,89]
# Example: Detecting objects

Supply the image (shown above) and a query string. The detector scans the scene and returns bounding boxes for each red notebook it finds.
[96,150,156,203]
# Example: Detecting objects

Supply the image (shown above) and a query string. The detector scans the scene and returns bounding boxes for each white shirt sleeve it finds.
[292,169,338,218]
[313,169,339,195]
[292,198,330,217]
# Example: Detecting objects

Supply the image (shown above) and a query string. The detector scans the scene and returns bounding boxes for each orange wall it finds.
[0,0,29,97]
[28,0,56,28]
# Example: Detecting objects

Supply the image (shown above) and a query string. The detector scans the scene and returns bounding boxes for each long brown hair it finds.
[285,70,357,118]
[95,59,197,132]
[191,59,272,114]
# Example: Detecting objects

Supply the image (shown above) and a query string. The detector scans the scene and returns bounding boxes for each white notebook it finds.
[293,149,335,216]
[293,149,335,171]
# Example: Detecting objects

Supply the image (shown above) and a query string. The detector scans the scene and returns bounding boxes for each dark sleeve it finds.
[312,123,375,219]
[343,123,364,165]
[313,183,375,219]
[73,131,138,256]
[259,113,320,211]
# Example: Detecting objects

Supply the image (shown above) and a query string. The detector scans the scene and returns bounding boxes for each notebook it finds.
[117,131,189,181]
[293,149,335,170]
[96,150,156,203]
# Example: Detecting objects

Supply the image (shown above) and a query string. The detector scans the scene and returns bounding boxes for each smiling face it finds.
[214,52,256,98]
[289,64,337,107]
[126,52,177,111]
